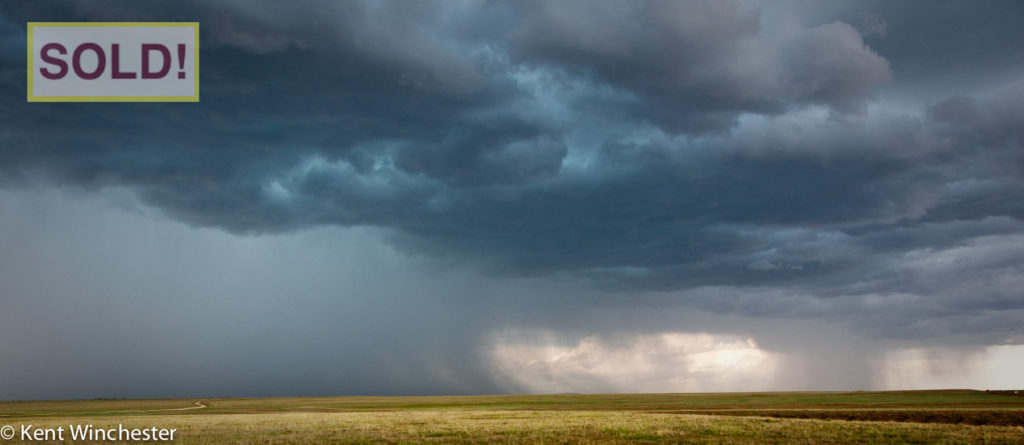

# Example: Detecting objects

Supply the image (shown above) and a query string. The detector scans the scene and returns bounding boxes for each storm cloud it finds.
[1,0,1023,398]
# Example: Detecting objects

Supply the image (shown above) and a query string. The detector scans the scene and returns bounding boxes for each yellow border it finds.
[27,22,199,102]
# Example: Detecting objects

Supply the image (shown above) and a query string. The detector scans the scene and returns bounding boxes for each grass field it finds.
[1,390,1022,443]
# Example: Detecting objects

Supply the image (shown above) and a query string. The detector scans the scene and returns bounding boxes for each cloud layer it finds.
[1,0,1023,397]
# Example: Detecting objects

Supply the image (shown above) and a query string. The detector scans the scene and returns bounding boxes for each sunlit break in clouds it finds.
[1,0,1024,399]
[490,332,780,393]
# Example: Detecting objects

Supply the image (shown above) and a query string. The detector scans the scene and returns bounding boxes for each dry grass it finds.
[3,410,1024,444]
[2,391,1023,443]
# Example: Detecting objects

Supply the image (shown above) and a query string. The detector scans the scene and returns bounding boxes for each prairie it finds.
[1,390,1022,443]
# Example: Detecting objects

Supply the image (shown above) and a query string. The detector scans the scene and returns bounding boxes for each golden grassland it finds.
[1,390,1022,444]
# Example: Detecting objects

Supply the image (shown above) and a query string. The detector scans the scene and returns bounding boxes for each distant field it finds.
[1,390,1022,443]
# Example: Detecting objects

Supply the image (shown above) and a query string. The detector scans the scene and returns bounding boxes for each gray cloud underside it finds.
[2,0,1024,371]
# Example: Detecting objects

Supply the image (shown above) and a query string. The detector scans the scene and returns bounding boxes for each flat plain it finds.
[1,390,1022,443]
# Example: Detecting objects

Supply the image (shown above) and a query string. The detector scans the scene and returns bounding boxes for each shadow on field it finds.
[654,409,1024,426]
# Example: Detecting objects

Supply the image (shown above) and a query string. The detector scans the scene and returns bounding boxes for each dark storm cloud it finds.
[2,0,1022,298]
[505,0,891,130]
[1,0,1024,396]
[834,0,1024,98]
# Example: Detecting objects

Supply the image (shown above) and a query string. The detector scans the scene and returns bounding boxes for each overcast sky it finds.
[1,0,1023,399]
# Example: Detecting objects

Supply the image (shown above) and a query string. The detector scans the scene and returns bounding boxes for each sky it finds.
[1,0,1023,399]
